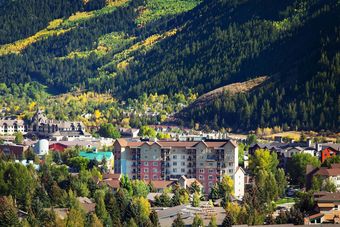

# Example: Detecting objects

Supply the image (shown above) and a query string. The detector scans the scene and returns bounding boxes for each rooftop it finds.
[116,138,237,149]
[79,151,113,161]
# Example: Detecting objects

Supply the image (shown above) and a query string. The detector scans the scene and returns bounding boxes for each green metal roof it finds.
[79,151,113,162]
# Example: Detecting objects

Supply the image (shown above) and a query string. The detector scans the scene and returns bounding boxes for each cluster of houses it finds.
[247,137,340,169]
[2,112,340,225]
[0,110,91,140]
[247,137,340,225]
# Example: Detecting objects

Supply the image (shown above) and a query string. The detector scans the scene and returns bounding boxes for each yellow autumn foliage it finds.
[106,0,129,7]
[0,21,71,56]
[94,109,102,119]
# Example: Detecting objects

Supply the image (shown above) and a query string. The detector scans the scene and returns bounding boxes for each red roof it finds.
[157,141,198,148]
[315,164,340,177]
[99,179,120,189]
[204,141,228,148]
[146,180,175,189]
[307,213,324,220]
[316,192,340,202]
[116,139,237,149]
[102,173,121,180]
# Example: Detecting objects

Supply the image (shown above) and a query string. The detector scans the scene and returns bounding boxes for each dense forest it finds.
[0,0,339,131]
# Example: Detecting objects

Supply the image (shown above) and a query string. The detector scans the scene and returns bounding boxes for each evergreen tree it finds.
[208,215,218,227]
[89,213,103,227]
[0,196,20,227]
[192,214,204,227]
[221,211,232,227]
[172,213,185,227]
[149,210,160,227]
[192,191,200,207]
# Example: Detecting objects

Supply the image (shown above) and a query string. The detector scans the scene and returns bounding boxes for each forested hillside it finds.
[0,0,339,131]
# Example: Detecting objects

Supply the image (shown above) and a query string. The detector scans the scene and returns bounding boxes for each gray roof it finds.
[0,117,25,126]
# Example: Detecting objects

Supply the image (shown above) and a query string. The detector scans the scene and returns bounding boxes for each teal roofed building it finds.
[79,151,114,170]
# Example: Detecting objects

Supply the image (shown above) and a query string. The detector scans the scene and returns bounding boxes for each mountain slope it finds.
[110,0,339,131]
[0,0,339,131]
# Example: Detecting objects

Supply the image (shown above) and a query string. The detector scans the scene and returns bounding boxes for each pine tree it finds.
[0,196,20,227]
[192,191,200,207]
[192,214,204,227]
[172,213,185,227]
[208,215,218,227]
[89,213,103,227]
[149,210,160,227]
[221,211,232,227]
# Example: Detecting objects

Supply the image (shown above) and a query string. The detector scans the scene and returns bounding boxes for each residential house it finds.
[0,117,26,135]
[119,127,140,138]
[248,140,321,169]
[306,164,340,191]
[305,192,340,224]
[233,167,245,199]
[147,180,175,192]
[0,143,29,159]
[321,144,340,163]
[98,173,121,191]
[177,176,204,192]
[49,139,114,152]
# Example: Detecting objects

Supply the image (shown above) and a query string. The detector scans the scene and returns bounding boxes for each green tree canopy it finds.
[249,149,279,176]
[138,126,157,138]
[14,132,24,144]
[287,153,320,186]
[98,123,121,139]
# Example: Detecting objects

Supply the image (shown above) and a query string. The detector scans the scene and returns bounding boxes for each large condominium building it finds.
[114,139,244,197]
[0,110,90,140]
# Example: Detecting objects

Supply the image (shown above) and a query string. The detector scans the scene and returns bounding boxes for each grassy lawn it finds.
[275,197,296,205]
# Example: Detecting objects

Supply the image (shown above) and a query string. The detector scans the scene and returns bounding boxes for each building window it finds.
[229,162,233,166]
[144,155,148,159]
[182,155,185,159]
[153,168,158,173]
[173,168,177,173]
[208,182,213,187]
[209,169,214,173]
[199,169,204,173]
[153,162,158,166]
[173,162,177,166]
[200,163,204,166]
[199,175,203,180]
[144,168,149,173]
[181,162,185,166]
[153,175,158,180]
[181,168,185,173]
[208,175,213,180]
[173,155,177,159]
[228,169,233,174]
[144,175,149,180]
[208,163,213,166]
[144,162,148,166]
